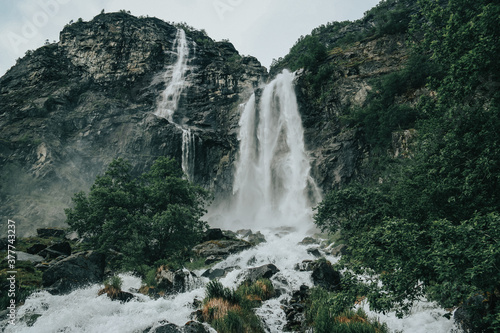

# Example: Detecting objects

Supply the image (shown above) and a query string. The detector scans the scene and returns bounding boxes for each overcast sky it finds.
[0,0,380,76]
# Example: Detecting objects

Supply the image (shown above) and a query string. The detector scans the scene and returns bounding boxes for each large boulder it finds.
[192,239,252,260]
[42,250,105,294]
[202,228,224,242]
[245,264,279,283]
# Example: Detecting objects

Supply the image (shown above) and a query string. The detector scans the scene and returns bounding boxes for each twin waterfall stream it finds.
[5,30,457,333]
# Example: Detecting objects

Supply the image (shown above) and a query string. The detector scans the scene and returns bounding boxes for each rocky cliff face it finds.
[296,34,409,191]
[0,12,266,236]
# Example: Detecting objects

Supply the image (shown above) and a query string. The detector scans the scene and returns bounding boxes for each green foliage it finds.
[65,157,209,270]
[202,280,272,333]
[314,0,500,328]
[307,287,389,333]
[104,275,123,290]
[344,53,439,150]
[205,280,241,304]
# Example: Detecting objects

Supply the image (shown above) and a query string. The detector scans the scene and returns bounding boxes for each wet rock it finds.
[222,230,238,239]
[143,320,182,333]
[202,228,224,242]
[192,239,252,259]
[247,231,266,245]
[201,268,227,280]
[42,250,105,295]
[307,248,321,257]
[36,228,65,238]
[298,237,319,245]
[98,286,134,303]
[236,229,252,238]
[156,266,198,294]
[311,260,342,291]
[245,263,279,283]
[26,243,47,255]
[183,321,211,333]
[283,285,310,332]
[294,260,314,271]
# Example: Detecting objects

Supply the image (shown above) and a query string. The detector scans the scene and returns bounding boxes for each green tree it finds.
[65,157,208,269]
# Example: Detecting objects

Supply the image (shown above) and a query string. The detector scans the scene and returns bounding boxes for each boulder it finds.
[294,260,314,272]
[245,264,279,283]
[42,250,105,294]
[298,237,319,245]
[307,248,321,257]
[201,268,228,280]
[38,241,72,259]
[26,243,47,255]
[143,321,182,333]
[36,228,65,238]
[98,286,134,303]
[236,229,252,238]
[454,294,489,332]
[183,321,211,333]
[192,239,252,259]
[156,267,198,294]
[247,231,266,245]
[202,228,224,241]
[311,260,342,291]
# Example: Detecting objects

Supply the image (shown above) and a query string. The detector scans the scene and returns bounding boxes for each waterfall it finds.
[231,69,321,231]
[181,128,195,181]
[155,29,190,122]
[154,28,195,180]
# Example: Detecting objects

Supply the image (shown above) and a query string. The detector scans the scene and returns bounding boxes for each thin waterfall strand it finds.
[154,29,189,121]
[154,29,195,179]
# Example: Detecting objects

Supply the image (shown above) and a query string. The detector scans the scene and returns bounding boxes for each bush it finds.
[104,275,123,290]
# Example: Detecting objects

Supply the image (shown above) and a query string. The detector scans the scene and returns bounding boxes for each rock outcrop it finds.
[42,250,105,294]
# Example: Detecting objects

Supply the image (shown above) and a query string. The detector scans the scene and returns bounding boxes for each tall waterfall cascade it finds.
[154,28,196,180]
[229,69,321,231]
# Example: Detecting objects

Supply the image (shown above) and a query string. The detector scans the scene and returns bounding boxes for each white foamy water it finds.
[229,70,321,232]
[3,233,458,333]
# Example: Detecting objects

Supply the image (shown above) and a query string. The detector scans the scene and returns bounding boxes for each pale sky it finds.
[0,0,380,76]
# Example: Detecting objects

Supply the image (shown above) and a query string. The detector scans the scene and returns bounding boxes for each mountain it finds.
[0,12,266,236]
